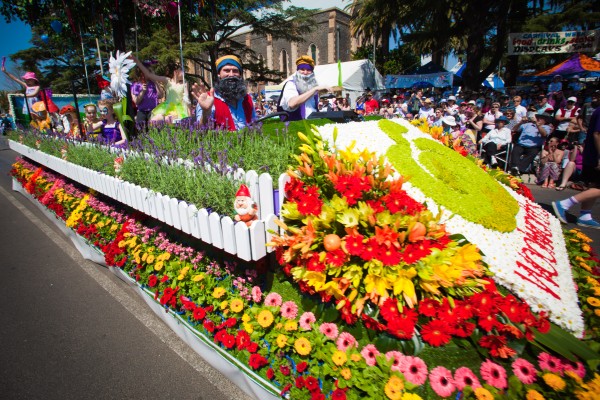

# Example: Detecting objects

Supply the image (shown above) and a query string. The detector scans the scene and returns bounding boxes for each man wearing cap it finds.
[279,55,331,120]
[535,93,554,115]
[480,115,512,168]
[364,92,379,115]
[509,112,553,176]
[192,55,256,130]
[553,97,580,140]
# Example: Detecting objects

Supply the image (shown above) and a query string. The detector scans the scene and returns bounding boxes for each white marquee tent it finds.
[265,59,385,104]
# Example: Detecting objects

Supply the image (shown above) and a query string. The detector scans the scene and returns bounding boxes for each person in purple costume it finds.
[90,100,127,146]
[131,61,163,129]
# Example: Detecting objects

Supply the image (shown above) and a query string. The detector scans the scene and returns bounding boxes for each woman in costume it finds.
[90,100,127,146]
[1,66,58,117]
[130,55,189,123]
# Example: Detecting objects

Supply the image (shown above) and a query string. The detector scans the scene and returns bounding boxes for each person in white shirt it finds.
[480,115,512,168]
[512,95,527,122]
[280,55,331,120]
[553,96,580,140]
[482,102,503,134]
[445,95,459,116]
[418,98,435,121]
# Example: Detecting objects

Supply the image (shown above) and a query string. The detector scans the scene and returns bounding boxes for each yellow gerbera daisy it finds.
[212,287,226,299]
[257,310,274,328]
[350,353,362,362]
[332,350,347,366]
[230,299,244,313]
[340,368,351,380]
[525,389,545,400]
[475,387,494,400]
[543,373,566,391]
[294,337,312,356]
[276,334,288,348]
[587,297,600,307]
[401,394,423,400]
[384,376,404,400]
[284,320,298,332]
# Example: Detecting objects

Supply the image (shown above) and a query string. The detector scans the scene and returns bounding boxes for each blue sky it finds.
[0,18,33,90]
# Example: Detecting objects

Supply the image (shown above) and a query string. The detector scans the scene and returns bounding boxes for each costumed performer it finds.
[233,184,258,226]
[59,105,84,139]
[29,101,52,132]
[131,60,163,128]
[191,55,256,131]
[90,100,127,146]
[130,55,189,123]
[279,55,331,121]
[83,103,101,140]
[1,66,59,118]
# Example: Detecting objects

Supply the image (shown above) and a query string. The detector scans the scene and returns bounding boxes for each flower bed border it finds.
[11,177,280,400]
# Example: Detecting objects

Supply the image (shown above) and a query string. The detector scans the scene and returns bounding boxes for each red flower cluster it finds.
[248,353,268,370]
[295,375,324,399]
[285,179,323,216]
[102,223,129,267]
[333,174,371,206]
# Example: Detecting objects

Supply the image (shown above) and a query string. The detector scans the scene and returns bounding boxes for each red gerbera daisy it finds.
[193,306,206,321]
[326,249,347,267]
[307,252,326,272]
[377,244,402,266]
[304,376,320,392]
[236,330,250,350]
[418,298,440,317]
[360,237,382,261]
[345,232,365,256]
[421,320,452,346]
[402,240,433,264]
[380,298,401,322]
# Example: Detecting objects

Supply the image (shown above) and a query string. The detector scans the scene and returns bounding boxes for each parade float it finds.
[7,116,600,400]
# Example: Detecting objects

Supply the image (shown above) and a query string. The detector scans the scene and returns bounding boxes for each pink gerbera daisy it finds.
[429,366,456,398]
[319,322,339,339]
[480,359,508,389]
[454,367,481,390]
[385,351,405,372]
[399,356,428,385]
[336,332,358,351]
[563,360,586,379]
[512,358,538,384]
[538,352,563,374]
[264,292,282,307]
[251,286,262,303]
[299,311,316,330]
[281,301,298,319]
[360,344,380,367]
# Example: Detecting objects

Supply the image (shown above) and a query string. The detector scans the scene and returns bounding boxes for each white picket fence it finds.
[9,140,291,262]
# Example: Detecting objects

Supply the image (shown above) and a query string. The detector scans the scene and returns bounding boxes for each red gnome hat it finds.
[236,184,251,197]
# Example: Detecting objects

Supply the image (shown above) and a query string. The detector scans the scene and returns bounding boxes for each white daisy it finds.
[108,50,136,99]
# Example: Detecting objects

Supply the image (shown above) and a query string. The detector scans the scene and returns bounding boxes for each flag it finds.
[337,59,343,87]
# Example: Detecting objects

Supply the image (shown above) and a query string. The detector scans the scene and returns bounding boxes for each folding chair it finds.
[478,142,513,172]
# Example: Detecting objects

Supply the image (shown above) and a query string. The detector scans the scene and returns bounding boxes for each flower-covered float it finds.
[8,116,600,400]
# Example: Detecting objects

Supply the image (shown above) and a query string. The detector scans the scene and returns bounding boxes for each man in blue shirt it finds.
[509,112,553,176]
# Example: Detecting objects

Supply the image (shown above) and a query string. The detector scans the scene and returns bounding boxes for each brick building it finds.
[230,7,359,85]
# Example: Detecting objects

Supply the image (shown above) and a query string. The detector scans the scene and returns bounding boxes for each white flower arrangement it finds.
[316,119,583,336]
[108,50,136,99]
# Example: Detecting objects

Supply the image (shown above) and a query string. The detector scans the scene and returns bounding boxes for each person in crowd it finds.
[553,96,580,140]
[355,95,366,115]
[552,89,600,228]
[83,103,101,140]
[535,93,555,115]
[509,112,553,176]
[418,98,435,121]
[482,101,503,137]
[364,92,379,115]
[499,94,511,113]
[2,67,59,120]
[556,140,584,191]
[338,97,351,111]
[379,98,394,118]
[29,101,52,132]
[503,107,520,133]
[512,95,528,122]
[537,137,564,188]
[431,108,443,127]
[480,115,512,168]
[547,75,563,95]
[464,105,483,143]
[549,90,567,111]
[131,55,190,123]
[481,96,492,113]
[90,100,127,146]
[131,61,164,128]
[192,55,257,130]
[445,95,459,116]
[569,75,583,92]
[409,89,425,116]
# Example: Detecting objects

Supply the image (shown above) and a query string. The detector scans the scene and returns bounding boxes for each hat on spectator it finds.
[460,101,468,106]
[442,115,456,126]
[382,98,390,103]
[424,98,433,104]
[536,112,553,121]
[567,96,577,102]
[216,55,243,74]
[495,115,509,124]
[295,55,315,71]
[440,98,447,103]
[21,72,38,82]
[448,95,456,101]
[553,74,561,79]
[573,75,580,79]
[468,100,476,105]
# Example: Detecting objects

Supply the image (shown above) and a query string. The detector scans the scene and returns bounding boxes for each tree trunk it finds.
[111,1,126,52]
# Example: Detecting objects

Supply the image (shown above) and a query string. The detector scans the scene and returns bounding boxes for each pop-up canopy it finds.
[518,53,600,82]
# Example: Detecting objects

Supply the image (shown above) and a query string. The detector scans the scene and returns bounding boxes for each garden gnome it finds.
[234,184,258,226]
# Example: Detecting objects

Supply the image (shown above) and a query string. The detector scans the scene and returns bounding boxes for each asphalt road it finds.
[0,143,598,400]
[0,146,251,399]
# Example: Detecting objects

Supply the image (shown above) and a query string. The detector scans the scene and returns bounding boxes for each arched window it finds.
[309,44,317,64]
[280,49,288,76]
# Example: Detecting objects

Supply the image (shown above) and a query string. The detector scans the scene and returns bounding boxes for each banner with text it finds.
[385,72,453,89]
[508,30,599,55]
